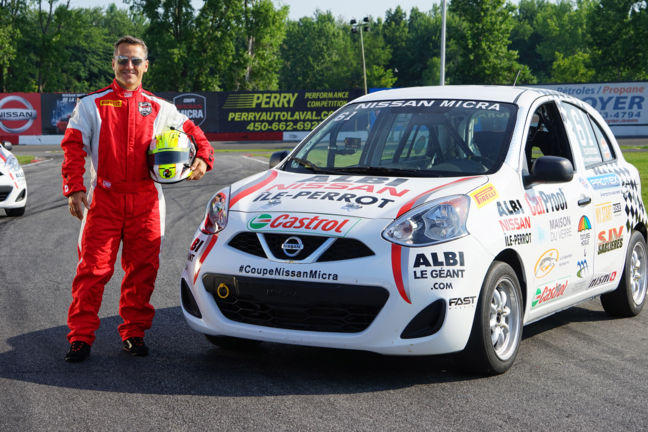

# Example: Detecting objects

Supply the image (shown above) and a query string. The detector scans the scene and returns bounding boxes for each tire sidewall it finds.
[474,261,523,374]
[622,231,647,315]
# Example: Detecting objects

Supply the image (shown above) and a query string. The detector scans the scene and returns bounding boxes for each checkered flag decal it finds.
[592,164,647,233]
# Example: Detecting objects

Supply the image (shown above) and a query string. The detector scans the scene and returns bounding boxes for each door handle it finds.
[578,197,592,206]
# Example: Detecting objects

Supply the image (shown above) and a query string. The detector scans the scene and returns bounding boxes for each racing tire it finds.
[5,207,25,217]
[205,335,262,350]
[601,230,647,317]
[461,261,523,375]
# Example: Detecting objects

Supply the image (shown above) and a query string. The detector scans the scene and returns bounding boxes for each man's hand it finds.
[188,158,207,181]
[68,191,89,221]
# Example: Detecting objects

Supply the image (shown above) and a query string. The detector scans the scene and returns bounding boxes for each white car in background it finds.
[180,86,647,374]
[0,141,27,216]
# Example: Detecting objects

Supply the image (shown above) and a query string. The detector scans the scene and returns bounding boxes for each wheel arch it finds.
[633,222,647,243]
[493,248,527,317]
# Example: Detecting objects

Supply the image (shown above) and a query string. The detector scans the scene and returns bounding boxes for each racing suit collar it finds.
[111,79,143,98]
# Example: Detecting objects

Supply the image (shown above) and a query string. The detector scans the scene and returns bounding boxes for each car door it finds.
[522,99,593,313]
[560,101,627,292]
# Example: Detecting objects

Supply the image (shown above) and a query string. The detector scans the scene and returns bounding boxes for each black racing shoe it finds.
[65,341,91,363]
[122,337,149,357]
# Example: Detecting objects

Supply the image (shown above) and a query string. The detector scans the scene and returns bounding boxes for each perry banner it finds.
[535,82,648,137]
[215,89,363,139]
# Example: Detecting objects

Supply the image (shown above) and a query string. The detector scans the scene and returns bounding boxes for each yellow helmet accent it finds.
[148,129,196,183]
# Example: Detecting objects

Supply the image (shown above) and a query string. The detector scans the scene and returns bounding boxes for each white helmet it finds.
[148,129,196,183]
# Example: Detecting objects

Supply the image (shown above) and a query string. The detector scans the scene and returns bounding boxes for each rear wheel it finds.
[204,335,262,350]
[5,206,25,217]
[462,261,523,375]
[601,230,647,317]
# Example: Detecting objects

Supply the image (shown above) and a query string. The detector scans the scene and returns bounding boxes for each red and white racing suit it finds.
[61,79,214,345]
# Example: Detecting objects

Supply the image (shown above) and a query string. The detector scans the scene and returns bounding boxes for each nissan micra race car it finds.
[0,142,27,216]
[181,86,647,374]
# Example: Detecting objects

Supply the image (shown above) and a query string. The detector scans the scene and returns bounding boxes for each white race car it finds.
[180,86,647,374]
[0,142,27,216]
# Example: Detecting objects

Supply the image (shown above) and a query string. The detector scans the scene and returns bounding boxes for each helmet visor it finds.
[149,149,192,166]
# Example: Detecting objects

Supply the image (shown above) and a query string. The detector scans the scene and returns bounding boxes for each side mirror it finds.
[524,156,573,188]
[269,150,289,169]
[1,141,12,151]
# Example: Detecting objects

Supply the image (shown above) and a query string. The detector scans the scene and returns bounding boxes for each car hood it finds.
[229,169,488,220]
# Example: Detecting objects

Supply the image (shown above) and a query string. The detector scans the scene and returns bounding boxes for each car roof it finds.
[352,85,566,105]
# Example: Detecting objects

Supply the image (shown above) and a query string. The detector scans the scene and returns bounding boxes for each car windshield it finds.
[283,99,518,177]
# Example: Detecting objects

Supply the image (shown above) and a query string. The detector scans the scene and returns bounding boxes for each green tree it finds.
[230,0,288,90]
[448,0,534,84]
[589,0,648,80]
[551,51,594,83]
[0,0,28,91]
[279,11,355,89]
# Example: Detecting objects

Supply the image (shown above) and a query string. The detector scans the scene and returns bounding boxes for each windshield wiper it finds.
[288,157,339,174]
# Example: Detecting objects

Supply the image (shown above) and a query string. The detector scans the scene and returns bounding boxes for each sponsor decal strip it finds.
[193,235,219,284]
[391,177,477,304]
[391,244,410,304]
[229,170,278,208]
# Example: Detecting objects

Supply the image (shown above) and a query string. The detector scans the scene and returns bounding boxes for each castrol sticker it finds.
[247,212,361,237]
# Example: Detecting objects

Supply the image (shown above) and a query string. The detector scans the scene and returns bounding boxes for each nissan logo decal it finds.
[281,236,304,258]
[0,95,38,134]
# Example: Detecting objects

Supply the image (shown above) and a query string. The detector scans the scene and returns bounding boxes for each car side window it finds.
[589,117,616,162]
[561,102,603,168]
[524,102,574,170]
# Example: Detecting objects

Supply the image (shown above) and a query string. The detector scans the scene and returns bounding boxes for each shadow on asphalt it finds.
[1,303,615,395]
[522,303,614,340]
[1,307,475,396]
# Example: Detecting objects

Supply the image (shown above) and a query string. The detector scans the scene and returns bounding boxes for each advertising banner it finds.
[535,82,648,137]
[41,93,86,135]
[0,93,42,142]
[217,90,363,134]
[157,91,219,133]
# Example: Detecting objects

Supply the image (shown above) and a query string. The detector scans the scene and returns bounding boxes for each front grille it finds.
[228,232,265,257]
[317,238,375,262]
[264,233,327,260]
[227,231,375,262]
[0,185,12,201]
[203,274,389,333]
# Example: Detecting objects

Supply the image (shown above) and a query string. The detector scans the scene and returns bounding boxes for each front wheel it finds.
[601,230,647,317]
[461,261,523,375]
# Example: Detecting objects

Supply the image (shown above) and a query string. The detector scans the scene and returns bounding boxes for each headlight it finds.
[6,156,24,177]
[200,187,230,234]
[382,194,470,246]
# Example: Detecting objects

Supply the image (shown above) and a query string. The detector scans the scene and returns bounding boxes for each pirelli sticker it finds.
[100,100,122,107]
[470,183,498,208]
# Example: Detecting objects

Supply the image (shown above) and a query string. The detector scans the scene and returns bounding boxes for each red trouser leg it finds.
[117,188,164,340]
[67,188,123,345]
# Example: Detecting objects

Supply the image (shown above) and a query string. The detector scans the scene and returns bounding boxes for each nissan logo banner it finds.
[0,93,41,135]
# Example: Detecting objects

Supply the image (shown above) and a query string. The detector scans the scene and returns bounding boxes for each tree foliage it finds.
[2,0,647,92]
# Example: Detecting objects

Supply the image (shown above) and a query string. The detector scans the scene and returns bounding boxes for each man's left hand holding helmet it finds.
[60,35,215,363]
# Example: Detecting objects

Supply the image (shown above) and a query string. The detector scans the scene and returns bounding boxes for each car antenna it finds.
[513,70,521,86]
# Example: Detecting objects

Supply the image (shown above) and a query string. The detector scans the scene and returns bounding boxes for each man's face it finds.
[112,43,149,91]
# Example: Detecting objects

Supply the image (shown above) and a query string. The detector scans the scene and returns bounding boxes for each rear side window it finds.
[589,119,615,162]
[561,102,603,168]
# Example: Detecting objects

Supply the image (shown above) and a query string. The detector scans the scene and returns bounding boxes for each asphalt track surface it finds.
[1,145,648,431]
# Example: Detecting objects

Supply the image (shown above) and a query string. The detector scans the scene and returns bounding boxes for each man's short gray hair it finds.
[114,35,148,58]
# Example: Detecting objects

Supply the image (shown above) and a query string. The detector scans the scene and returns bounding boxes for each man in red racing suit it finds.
[61,35,214,362]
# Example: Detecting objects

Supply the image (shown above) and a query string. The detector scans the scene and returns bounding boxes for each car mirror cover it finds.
[524,156,574,187]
